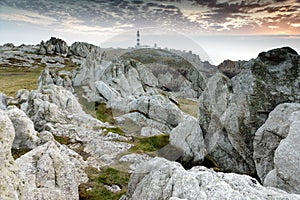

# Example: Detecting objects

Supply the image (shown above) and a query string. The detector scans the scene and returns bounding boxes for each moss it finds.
[104,127,125,136]
[203,154,219,170]
[129,134,169,153]
[54,135,71,145]
[11,148,31,159]
[79,166,130,200]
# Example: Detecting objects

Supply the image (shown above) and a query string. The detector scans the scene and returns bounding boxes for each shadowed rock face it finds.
[198,47,300,175]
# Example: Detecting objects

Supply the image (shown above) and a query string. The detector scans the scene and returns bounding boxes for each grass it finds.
[11,148,31,159]
[0,67,42,96]
[129,134,169,153]
[95,103,115,124]
[178,98,198,118]
[54,135,71,145]
[79,166,130,200]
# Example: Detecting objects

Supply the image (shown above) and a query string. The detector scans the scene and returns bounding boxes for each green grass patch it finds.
[11,148,31,159]
[129,134,169,153]
[79,166,130,200]
[96,103,115,124]
[0,67,42,96]
[54,135,71,145]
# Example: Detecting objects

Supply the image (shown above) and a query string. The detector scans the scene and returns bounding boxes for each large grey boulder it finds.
[0,110,23,200]
[170,115,206,165]
[6,106,39,149]
[199,47,300,175]
[264,121,300,194]
[15,141,88,200]
[69,42,101,58]
[253,103,300,182]
[124,157,300,200]
[39,37,69,56]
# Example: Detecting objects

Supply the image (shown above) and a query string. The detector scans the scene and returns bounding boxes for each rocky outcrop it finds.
[6,106,39,149]
[0,93,7,110]
[25,84,83,131]
[38,68,74,92]
[0,110,23,200]
[39,37,69,56]
[123,157,300,200]
[69,42,101,58]
[15,141,88,200]
[170,115,206,165]
[218,59,246,78]
[199,47,300,175]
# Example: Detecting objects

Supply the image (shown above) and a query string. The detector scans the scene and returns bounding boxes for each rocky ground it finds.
[1,37,300,200]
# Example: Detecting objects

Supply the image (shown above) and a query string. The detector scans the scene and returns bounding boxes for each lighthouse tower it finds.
[136,30,140,48]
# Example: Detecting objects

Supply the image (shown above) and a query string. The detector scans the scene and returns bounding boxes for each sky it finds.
[0,0,299,65]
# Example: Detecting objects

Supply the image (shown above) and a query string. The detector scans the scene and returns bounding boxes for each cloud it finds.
[0,0,299,35]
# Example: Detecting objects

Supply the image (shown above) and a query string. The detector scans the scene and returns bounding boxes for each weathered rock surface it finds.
[115,95,183,135]
[199,47,300,175]
[124,157,300,200]
[170,115,206,165]
[252,103,300,193]
[25,84,83,131]
[6,106,39,149]
[0,110,22,200]
[15,140,88,200]
[253,103,300,182]
[39,37,69,56]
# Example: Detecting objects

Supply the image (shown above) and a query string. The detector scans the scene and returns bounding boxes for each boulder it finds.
[253,103,300,182]
[15,141,88,200]
[69,42,101,58]
[0,110,23,200]
[170,115,206,165]
[199,47,300,175]
[115,95,183,135]
[124,157,300,200]
[264,121,300,194]
[6,106,39,149]
[0,93,7,110]
[39,37,69,56]
[218,59,246,78]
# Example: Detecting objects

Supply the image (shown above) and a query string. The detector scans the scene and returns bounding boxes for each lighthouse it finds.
[137,30,140,48]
